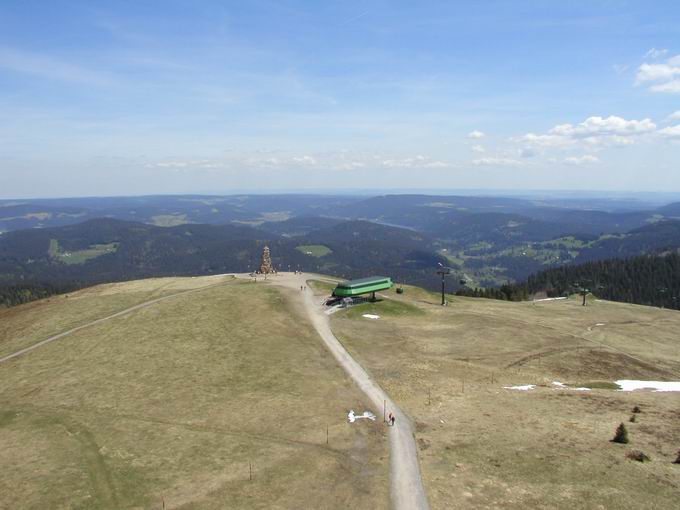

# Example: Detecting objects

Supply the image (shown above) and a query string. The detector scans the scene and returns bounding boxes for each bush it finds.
[612,423,629,444]
[632,405,642,414]
[674,450,680,464]
[626,450,650,462]
[629,414,636,423]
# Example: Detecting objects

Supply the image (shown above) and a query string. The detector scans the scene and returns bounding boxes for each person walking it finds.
[391,414,396,426]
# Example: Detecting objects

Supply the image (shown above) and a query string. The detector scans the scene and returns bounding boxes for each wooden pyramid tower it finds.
[259,245,276,274]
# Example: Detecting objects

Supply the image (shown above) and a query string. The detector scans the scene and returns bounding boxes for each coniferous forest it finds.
[457,253,680,310]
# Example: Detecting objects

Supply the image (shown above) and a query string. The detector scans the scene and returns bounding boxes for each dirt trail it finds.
[2,272,429,508]
[251,272,430,510]
[0,279,233,364]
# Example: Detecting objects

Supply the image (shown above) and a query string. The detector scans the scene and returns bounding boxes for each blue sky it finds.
[1,0,680,197]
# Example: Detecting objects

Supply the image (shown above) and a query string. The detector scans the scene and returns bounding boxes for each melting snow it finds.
[503,385,535,391]
[347,410,376,423]
[552,381,591,391]
[615,380,680,392]
[362,314,381,319]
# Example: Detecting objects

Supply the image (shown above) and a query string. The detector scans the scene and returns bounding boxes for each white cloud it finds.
[668,111,680,120]
[650,80,680,94]
[518,115,656,148]
[516,133,569,148]
[658,125,680,138]
[518,147,536,158]
[644,48,668,60]
[636,63,680,83]
[549,116,656,138]
[291,155,317,165]
[144,151,454,173]
[472,157,523,167]
[470,144,485,153]
[467,130,485,139]
[381,155,449,168]
[636,53,680,94]
[563,155,600,166]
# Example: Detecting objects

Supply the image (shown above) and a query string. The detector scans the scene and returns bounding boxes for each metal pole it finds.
[383,399,386,422]
[441,274,445,305]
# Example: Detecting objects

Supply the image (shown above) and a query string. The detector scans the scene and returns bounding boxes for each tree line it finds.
[458,252,680,310]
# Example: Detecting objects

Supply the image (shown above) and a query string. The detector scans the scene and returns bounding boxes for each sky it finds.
[1,0,680,198]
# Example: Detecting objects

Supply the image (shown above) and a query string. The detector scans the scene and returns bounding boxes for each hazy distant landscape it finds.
[3,2,680,509]
[2,192,680,308]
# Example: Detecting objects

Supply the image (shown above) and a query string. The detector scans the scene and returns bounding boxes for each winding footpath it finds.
[0,280,232,364]
[260,272,430,510]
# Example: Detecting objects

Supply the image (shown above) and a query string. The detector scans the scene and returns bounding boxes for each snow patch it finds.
[362,314,381,319]
[503,385,535,391]
[552,381,591,391]
[347,410,376,423]
[615,380,680,392]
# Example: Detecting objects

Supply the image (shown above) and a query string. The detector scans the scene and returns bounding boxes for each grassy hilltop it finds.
[324,283,680,510]
[2,272,679,509]
[0,276,388,509]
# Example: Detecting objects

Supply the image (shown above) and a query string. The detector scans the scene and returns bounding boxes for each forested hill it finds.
[510,253,680,309]
[0,218,447,307]
[457,252,680,310]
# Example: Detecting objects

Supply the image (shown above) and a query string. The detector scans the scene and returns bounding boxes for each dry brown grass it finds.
[0,276,235,359]
[0,277,388,509]
[327,285,680,509]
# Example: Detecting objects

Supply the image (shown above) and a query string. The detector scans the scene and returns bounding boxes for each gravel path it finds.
[261,272,430,510]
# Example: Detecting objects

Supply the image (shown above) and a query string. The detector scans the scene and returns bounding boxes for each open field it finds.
[0,276,388,509]
[296,244,333,257]
[326,284,680,509]
[48,239,119,265]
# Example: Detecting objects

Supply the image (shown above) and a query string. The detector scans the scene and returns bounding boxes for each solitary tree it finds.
[612,423,629,444]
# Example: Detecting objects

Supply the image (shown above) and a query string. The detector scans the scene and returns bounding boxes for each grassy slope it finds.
[0,277,388,509]
[0,277,233,359]
[327,285,680,510]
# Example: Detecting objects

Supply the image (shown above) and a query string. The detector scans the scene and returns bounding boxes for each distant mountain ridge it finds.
[3,194,680,307]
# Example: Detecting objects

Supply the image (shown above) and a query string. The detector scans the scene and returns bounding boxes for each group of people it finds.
[300,285,307,291]
[387,412,396,426]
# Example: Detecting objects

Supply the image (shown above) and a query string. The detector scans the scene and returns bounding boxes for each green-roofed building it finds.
[332,276,393,300]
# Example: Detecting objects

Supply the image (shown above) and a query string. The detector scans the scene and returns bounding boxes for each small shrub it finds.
[632,405,642,414]
[626,450,650,462]
[629,414,636,423]
[674,450,680,464]
[612,423,629,444]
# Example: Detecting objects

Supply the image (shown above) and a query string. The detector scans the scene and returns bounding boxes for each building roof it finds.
[336,276,391,289]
